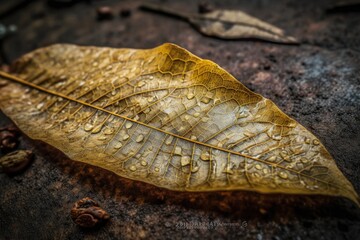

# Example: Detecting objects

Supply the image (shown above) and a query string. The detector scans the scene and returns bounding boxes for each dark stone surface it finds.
[1,0,359,239]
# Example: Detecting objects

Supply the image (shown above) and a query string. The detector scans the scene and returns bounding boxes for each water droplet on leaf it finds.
[181,156,191,166]
[123,134,130,140]
[278,171,288,179]
[174,146,182,155]
[200,151,210,161]
[165,136,174,145]
[125,122,133,129]
[114,142,123,149]
[136,134,144,143]
[84,123,94,131]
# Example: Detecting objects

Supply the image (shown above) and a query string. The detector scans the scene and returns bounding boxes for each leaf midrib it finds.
[0,70,341,189]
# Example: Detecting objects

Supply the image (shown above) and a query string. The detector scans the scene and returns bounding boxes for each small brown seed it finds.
[0,150,33,174]
[71,197,110,228]
[0,126,20,153]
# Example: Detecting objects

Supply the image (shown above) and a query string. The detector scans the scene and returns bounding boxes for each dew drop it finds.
[136,134,144,143]
[92,62,98,67]
[141,160,148,166]
[200,151,210,161]
[91,125,103,134]
[174,146,182,155]
[184,115,190,121]
[191,164,199,173]
[36,103,44,110]
[255,164,262,170]
[133,115,140,121]
[300,157,309,164]
[84,123,94,131]
[147,96,156,103]
[130,165,137,171]
[271,134,282,141]
[193,112,200,118]
[154,167,160,172]
[263,168,269,174]
[137,81,146,87]
[123,134,130,141]
[304,138,311,144]
[190,135,197,141]
[201,117,209,123]
[125,122,133,129]
[201,97,210,104]
[236,111,249,119]
[178,126,186,132]
[241,149,250,155]
[187,93,195,100]
[165,136,173,145]
[149,76,154,80]
[114,142,123,149]
[111,90,117,96]
[243,131,254,137]
[181,156,191,166]
[278,171,288,179]
[98,136,107,140]
[268,156,277,161]
[280,151,291,162]
[223,167,234,175]
[313,139,320,145]
[253,172,261,178]
[104,127,114,135]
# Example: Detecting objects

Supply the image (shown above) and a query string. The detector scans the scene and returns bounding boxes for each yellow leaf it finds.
[0,43,358,206]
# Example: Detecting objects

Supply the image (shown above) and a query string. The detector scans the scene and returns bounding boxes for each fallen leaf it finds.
[0,43,358,206]
[141,3,298,44]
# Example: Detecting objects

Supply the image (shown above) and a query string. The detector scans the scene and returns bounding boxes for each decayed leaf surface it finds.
[0,43,358,205]
[141,3,298,44]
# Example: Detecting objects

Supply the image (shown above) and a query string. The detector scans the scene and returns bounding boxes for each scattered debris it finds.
[0,150,33,174]
[97,6,114,21]
[0,125,20,153]
[71,197,110,228]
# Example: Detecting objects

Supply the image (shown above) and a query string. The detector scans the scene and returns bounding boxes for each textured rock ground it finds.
[0,0,359,239]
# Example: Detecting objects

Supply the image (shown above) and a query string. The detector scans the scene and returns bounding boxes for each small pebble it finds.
[0,126,20,153]
[97,6,114,21]
[71,197,110,228]
[0,150,33,174]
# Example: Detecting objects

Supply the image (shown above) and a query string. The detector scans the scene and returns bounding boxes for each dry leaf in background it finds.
[0,43,358,206]
[141,3,298,44]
